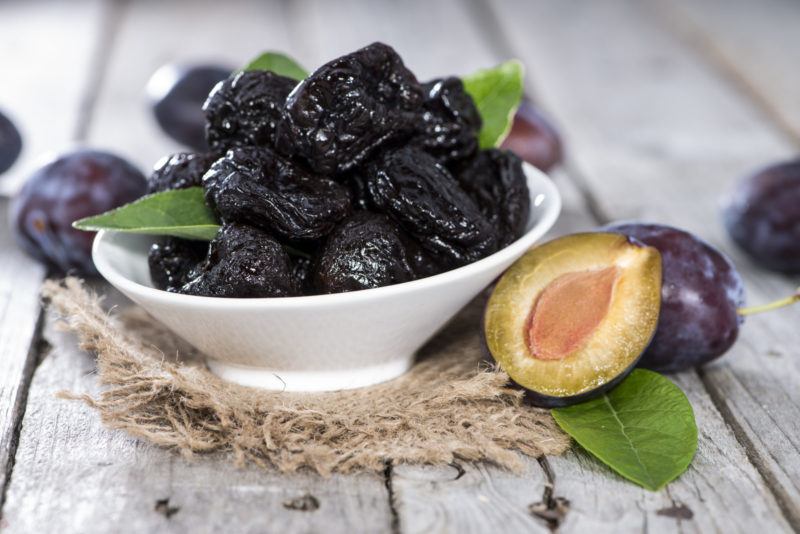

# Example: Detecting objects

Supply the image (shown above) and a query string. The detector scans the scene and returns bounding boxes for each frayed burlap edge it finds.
[42,277,569,475]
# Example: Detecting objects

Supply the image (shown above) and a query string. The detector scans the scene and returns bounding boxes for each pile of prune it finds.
[148,42,532,298]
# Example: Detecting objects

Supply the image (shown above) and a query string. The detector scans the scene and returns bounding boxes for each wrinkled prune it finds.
[414,77,481,163]
[148,64,232,151]
[278,42,423,174]
[148,237,208,291]
[500,100,562,172]
[314,212,416,293]
[181,223,298,298]
[605,222,745,373]
[203,146,351,241]
[204,70,297,152]
[0,109,23,175]
[723,159,800,273]
[455,149,530,247]
[367,146,497,266]
[10,149,146,274]
[146,152,216,193]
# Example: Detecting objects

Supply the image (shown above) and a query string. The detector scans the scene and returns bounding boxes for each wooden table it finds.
[1,0,799,532]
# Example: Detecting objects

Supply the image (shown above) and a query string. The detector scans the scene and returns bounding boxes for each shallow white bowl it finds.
[92,163,561,392]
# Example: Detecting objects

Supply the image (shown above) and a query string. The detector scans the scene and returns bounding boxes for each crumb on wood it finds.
[155,498,180,519]
[657,503,694,520]
[283,493,320,512]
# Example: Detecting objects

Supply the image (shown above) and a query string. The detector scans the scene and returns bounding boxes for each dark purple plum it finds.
[148,64,232,151]
[604,222,744,372]
[500,100,562,173]
[0,109,23,175]
[10,149,147,274]
[723,159,800,273]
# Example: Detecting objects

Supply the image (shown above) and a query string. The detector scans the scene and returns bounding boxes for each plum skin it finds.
[723,159,800,273]
[148,63,232,151]
[10,149,147,274]
[0,109,23,175]
[605,222,745,373]
[500,100,562,172]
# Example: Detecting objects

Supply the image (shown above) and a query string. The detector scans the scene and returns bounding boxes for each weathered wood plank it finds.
[653,0,800,145]
[0,0,105,195]
[2,1,393,532]
[0,0,103,511]
[0,199,46,510]
[492,0,800,528]
[1,317,392,534]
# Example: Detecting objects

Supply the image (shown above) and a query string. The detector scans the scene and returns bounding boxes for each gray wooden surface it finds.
[0,0,798,532]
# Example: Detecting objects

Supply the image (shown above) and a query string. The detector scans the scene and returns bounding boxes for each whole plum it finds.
[0,109,23,175]
[10,149,146,274]
[500,100,562,172]
[723,159,800,273]
[148,64,231,151]
[604,222,744,372]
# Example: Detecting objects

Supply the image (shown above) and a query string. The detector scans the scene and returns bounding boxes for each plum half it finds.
[484,233,662,407]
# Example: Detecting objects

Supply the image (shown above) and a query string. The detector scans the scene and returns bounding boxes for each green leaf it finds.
[552,369,698,491]
[73,187,220,241]
[243,51,308,80]
[462,59,524,149]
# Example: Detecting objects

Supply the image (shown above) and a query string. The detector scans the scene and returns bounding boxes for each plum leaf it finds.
[243,51,308,80]
[462,59,524,149]
[73,187,220,241]
[552,369,698,491]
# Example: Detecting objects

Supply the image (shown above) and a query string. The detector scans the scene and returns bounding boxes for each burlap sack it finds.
[43,277,568,475]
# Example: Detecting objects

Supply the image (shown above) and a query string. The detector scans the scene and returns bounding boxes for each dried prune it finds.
[314,212,416,293]
[455,149,530,247]
[148,237,208,291]
[367,146,497,266]
[277,42,423,175]
[148,64,232,151]
[413,77,481,163]
[204,70,297,152]
[180,223,298,298]
[203,146,351,241]
[10,149,146,274]
[146,152,216,193]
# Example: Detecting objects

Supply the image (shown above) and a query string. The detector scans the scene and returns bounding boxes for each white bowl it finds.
[92,163,561,392]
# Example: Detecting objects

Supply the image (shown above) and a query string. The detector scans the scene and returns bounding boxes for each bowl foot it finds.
[206,357,414,392]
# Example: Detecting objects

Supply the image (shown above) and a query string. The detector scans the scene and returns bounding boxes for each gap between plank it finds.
[73,0,128,142]
[0,313,46,519]
[382,461,402,534]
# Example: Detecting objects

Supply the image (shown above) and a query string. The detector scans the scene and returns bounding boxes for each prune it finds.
[148,237,207,291]
[277,42,423,175]
[10,149,146,274]
[0,109,23,175]
[414,77,481,163]
[180,223,298,298]
[204,70,297,153]
[500,100,562,172]
[485,233,661,407]
[605,222,744,373]
[366,146,497,266]
[454,149,530,247]
[723,159,800,273]
[313,212,416,293]
[148,63,232,151]
[146,152,216,193]
[203,146,351,241]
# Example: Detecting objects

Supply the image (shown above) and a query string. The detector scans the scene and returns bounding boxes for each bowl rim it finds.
[92,162,561,309]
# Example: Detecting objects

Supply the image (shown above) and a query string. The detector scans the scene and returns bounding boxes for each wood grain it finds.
[493,0,800,527]
[652,0,800,146]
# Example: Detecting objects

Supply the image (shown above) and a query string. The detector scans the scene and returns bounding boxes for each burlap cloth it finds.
[42,277,568,475]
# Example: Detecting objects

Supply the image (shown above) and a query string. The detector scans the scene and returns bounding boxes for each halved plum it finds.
[484,233,662,407]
